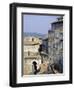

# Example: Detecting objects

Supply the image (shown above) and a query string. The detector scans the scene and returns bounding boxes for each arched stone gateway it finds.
[32,61,37,74]
[31,59,41,69]
[23,58,41,75]
[32,60,41,74]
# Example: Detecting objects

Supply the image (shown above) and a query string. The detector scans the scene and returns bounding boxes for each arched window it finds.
[32,38,34,41]
[28,51,30,56]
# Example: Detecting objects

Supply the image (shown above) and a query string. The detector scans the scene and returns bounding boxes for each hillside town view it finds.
[22,15,63,75]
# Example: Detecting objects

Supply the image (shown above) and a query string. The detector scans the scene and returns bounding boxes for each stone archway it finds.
[32,61,37,74]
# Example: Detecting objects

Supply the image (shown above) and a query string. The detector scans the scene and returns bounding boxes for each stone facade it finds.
[23,36,42,75]
[48,17,63,73]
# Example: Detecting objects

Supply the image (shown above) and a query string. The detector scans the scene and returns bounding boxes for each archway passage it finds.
[32,61,41,74]
[32,61,37,74]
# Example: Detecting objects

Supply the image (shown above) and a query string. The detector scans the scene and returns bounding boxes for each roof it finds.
[51,20,63,24]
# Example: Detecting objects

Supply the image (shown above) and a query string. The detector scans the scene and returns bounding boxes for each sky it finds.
[23,14,61,34]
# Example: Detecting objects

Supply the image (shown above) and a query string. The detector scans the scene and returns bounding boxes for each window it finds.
[32,38,34,41]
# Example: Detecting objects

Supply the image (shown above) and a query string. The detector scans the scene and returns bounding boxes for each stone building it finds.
[48,30,54,64]
[48,16,63,73]
[42,37,48,54]
[52,17,63,64]
[23,36,50,75]
[23,36,42,75]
